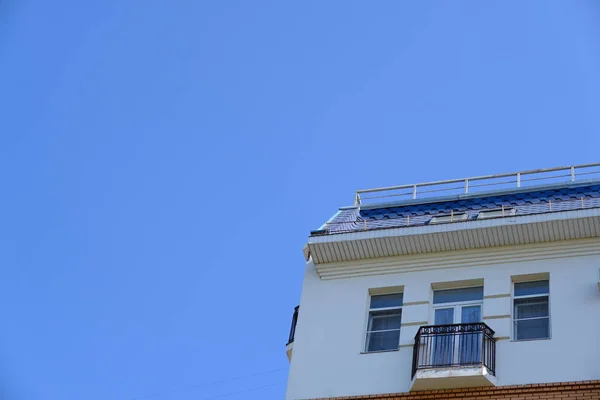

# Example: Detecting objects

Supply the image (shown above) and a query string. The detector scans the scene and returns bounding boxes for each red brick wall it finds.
[313,380,600,400]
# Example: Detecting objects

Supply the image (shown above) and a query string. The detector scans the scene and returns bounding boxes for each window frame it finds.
[432,300,483,323]
[431,285,484,324]
[511,279,551,341]
[477,207,516,219]
[364,293,403,353]
[430,213,468,224]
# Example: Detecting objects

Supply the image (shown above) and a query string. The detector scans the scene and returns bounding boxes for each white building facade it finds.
[285,164,600,400]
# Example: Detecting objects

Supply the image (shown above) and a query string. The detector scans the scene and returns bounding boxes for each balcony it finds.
[286,306,299,362]
[410,323,497,391]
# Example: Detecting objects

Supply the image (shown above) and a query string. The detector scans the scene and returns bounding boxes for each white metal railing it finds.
[354,163,600,206]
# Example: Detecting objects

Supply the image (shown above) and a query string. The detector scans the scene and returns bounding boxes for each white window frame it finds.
[431,285,484,324]
[432,300,483,324]
[364,294,402,353]
[477,207,516,219]
[512,280,551,341]
[430,212,468,224]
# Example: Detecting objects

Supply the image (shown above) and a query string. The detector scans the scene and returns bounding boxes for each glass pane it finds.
[514,297,549,319]
[432,335,454,366]
[366,330,400,352]
[434,308,454,325]
[461,305,481,323]
[369,310,401,331]
[514,280,549,296]
[433,287,483,304]
[514,318,550,340]
[459,331,482,364]
[370,293,403,308]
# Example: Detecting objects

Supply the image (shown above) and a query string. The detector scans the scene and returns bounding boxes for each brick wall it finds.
[313,381,600,400]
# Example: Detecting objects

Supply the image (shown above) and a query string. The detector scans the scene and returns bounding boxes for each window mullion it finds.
[369,306,402,312]
[514,316,549,322]
[514,293,549,300]
[367,328,401,334]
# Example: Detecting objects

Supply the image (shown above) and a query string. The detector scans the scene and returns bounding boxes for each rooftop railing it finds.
[355,163,600,207]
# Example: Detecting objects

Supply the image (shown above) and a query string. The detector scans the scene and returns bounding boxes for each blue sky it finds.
[1,1,600,399]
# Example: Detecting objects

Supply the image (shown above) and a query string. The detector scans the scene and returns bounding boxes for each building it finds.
[285,163,600,400]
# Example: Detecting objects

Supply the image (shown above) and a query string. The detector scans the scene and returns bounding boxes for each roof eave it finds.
[307,208,600,265]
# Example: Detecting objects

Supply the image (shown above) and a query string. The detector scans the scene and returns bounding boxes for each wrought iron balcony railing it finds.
[411,323,496,379]
[287,306,299,346]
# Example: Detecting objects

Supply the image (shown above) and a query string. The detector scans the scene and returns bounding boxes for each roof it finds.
[311,181,600,236]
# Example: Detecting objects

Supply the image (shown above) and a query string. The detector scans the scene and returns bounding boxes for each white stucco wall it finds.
[285,238,600,400]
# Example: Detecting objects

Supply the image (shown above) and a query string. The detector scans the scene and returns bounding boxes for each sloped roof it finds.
[312,182,600,236]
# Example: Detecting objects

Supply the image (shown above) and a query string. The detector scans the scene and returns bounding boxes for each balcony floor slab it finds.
[410,366,497,391]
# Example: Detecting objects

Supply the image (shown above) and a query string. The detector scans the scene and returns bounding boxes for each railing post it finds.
[412,185,417,199]
[481,328,486,370]
[464,179,469,194]
[517,172,521,188]
[412,336,419,379]
[492,333,496,374]
[571,166,576,181]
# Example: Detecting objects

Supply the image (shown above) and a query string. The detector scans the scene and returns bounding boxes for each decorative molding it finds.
[316,237,600,280]
[484,293,511,299]
[495,336,510,340]
[512,272,549,282]
[403,301,429,306]
[370,285,404,295]
[432,278,483,290]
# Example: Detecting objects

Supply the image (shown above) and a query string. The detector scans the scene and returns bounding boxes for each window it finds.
[513,280,550,340]
[477,207,516,219]
[430,213,468,224]
[430,286,483,366]
[365,293,402,352]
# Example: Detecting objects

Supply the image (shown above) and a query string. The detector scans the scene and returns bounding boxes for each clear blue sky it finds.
[1,1,599,399]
